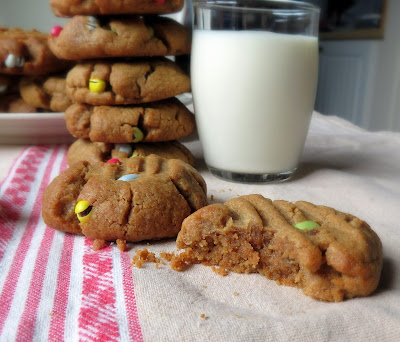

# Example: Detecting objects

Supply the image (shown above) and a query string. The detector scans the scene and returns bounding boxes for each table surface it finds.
[1,112,399,341]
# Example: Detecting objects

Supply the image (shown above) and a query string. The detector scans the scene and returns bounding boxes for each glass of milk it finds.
[191,0,320,183]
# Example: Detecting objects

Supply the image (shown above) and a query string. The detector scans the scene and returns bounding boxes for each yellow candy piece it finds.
[132,127,144,143]
[89,78,106,93]
[75,200,93,223]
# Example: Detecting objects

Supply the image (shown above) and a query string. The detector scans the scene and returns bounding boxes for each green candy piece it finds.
[109,25,118,35]
[147,26,155,37]
[294,220,320,231]
[132,127,144,143]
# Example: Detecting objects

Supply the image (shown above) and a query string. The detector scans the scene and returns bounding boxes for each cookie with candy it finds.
[67,138,195,166]
[0,27,71,75]
[48,15,191,60]
[65,58,191,105]
[64,97,195,143]
[50,0,184,17]
[42,155,207,247]
[175,194,383,302]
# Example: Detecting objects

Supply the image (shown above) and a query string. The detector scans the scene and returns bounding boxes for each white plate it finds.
[0,112,75,145]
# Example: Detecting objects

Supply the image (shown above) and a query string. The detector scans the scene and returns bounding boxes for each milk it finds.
[191,30,319,174]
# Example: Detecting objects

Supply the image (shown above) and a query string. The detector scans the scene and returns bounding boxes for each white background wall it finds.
[308,0,400,131]
[368,0,400,131]
[0,0,67,32]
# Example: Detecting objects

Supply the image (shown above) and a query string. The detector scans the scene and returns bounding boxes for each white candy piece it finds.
[4,54,25,68]
[87,16,99,30]
[115,143,133,156]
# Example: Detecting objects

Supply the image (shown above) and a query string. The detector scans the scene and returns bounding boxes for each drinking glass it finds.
[190,0,320,183]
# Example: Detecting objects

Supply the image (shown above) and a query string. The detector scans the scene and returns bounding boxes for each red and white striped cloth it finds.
[0,145,143,341]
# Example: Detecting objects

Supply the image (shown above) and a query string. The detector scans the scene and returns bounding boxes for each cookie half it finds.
[0,28,71,75]
[66,58,190,105]
[19,74,72,112]
[42,155,207,243]
[50,0,184,17]
[176,194,383,302]
[67,138,195,166]
[49,16,191,60]
[64,98,195,142]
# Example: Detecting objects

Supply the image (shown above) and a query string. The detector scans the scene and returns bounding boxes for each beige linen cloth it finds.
[1,110,398,341]
[128,111,400,341]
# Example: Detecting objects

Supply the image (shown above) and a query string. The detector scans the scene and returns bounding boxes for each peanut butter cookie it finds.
[50,0,184,17]
[176,194,383,302]
[67,138,195,166]
[64,98,195,142]
[0,27,71,75]
[19,74,72,112]
[0,94,37,113]
[65,58,191,105]
[49,16,190,60]
[0,75,19,95]
[42,155,207,245]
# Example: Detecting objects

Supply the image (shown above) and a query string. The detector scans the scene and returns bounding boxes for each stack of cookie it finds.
[47,0,196,166]
[0,27,72,113]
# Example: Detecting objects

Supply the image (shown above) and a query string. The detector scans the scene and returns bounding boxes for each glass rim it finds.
[192,0,320,14]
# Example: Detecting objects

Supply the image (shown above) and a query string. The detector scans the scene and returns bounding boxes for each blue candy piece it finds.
[117,174,139,182]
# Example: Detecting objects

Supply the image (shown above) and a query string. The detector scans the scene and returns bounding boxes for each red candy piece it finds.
[106,158,120,164]
[51,26,63,37]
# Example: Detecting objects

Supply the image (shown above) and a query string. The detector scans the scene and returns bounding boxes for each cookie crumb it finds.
[233,291,239,296]
[169,249,194,272]
[131,248,197,271]
[116,239,126,251]
[212,266,228,276]
[93,239,106,251]
[160,252,174,262]
[131,248,160,268]
[200,314,208,320]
